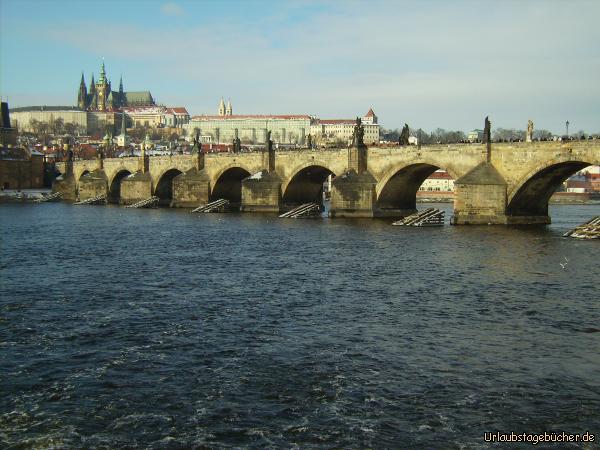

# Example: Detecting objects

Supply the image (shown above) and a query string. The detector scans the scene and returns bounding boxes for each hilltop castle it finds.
[77,61,155,111]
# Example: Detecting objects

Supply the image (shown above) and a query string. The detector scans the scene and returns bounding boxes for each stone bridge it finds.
[54,140,600,224]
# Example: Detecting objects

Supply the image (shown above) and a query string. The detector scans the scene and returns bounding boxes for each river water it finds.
[1,202,599,449]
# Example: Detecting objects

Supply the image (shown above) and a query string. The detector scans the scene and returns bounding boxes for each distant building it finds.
[163,107,190,128]
[115,113,130,147]
[467,129,484,142]
[565,166,600,193]
[10,61,157,135]
[10,106,88,133]
[1,102,18,146]
[77,61,155,111]
[186,99,312,144]
[185,101,380,146]
[122,106,190,129]
[0,102,45,189]
[419,170,454,191]
[310,109,380,145]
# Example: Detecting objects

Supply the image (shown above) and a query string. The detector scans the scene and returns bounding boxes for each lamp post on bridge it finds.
[565,120,569,138]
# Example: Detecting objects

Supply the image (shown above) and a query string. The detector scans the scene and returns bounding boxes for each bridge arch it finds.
[506,159,592,217]
[376,161,459,213]
[155,168,183,206]
[108,169,133,204]
[72,165,92,186]
[210,166,252,207]
[281,163,336,208]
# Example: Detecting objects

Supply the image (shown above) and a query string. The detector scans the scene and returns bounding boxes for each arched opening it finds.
[155,168,183,206]
[377,163,450,215]
[211,167,251,208]
[108,170,132,204]
[507,161,590,217]
[78,170,90,181]
[282,165,335,210]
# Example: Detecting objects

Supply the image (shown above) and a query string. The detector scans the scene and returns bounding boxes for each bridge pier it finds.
[452,162,509,225]
[329,141,378,217]
[52,158,77,201]
[329,170,377,217]
[78,169,108,201]
[241,170,282,212]
[241,135,282,212]
[120,171,152,205]
[172,169,211,208]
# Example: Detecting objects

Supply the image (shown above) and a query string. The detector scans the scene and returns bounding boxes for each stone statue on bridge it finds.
[191,130,201,154]
[232,129,242,153]
[399,123,410,146]
[352,117,365,147]
[307,133,312,149]
[483,116,491,144]
[527,120,534,142]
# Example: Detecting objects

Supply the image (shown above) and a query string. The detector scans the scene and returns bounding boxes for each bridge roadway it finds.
[54,140,600,225]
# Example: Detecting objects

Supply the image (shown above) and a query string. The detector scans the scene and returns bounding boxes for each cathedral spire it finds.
[119,75,124,107]
[218,97,226,116]
[226,98,232,116]
[99,60,107,84]
[77,72,88,109]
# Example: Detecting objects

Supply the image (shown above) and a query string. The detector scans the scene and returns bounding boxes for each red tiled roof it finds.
[319,119,355,125]
[566,180,591,188]
[166,107,189,115]
[365,108,376,117]
[427,171,453,180]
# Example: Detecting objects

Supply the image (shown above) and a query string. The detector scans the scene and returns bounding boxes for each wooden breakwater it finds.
[563,216,600,239]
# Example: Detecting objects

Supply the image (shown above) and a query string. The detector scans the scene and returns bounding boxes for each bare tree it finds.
[53,118,64,135]
[533,129,552,140]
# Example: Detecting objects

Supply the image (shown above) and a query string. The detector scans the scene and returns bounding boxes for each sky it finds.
[1,0,599,133]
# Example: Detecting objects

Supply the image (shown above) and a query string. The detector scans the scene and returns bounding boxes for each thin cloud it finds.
[161,2,184,16]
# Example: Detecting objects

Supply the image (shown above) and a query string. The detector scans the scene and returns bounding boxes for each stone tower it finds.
[77,72,87,110]
[96,61,110,111]
[218,97,226,116]
[226,98,232,116]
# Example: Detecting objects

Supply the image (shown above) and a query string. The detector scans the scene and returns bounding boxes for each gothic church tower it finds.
[96,61,110,111]
[77,72,87,110]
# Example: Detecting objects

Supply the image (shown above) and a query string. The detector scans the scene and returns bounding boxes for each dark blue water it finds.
[1,203,599,449]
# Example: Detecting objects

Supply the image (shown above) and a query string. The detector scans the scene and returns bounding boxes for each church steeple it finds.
[99,60,107,84]
[77,72,87,110]
[96,60,109,111]
[89,74,96,95]
[218,97,225,116]
[119,76,124,107]
[226,98,232,116]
